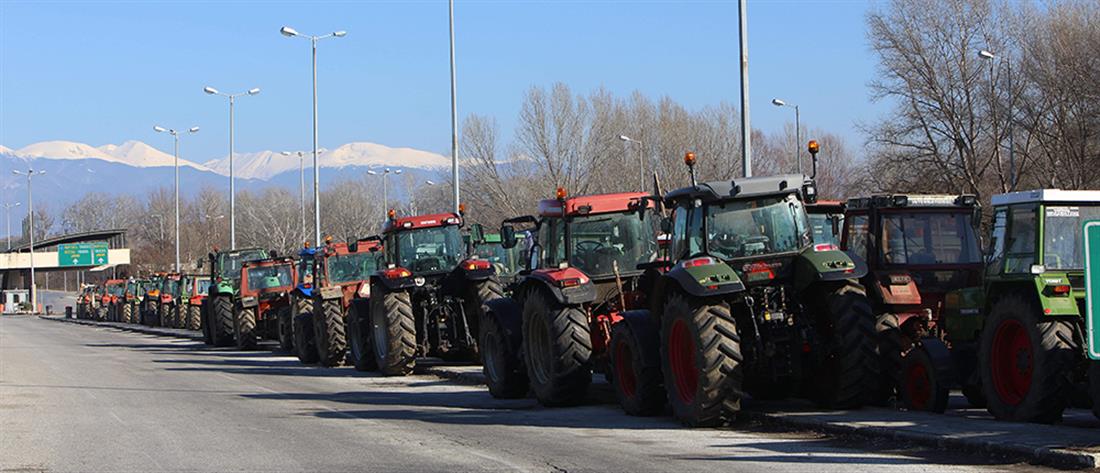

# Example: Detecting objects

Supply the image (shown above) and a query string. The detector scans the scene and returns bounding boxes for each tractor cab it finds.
[240,257,297,304]
[844,194,983,335]
[381,212,468,278]
[807,200,845,247]
[208,248,270,293]
[160,273,183,305]
[317,236,383,306]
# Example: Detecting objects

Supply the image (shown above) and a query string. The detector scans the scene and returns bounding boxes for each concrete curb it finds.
[42,315,1100,469]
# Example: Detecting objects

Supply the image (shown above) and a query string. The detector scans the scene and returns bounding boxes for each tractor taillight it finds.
[465,260,491,271]
[559,278,581,288]
[682,257,716,268]
[813,243,838,252]
[1052,285,1071,295]
[384,268,412,279]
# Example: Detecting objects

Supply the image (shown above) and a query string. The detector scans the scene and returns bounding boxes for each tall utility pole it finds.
[449,0,460,214]
[738,0,752,178]
[979,49,1016,191]
[154,125,199,272]
[2,202,21,250]
[12,169,44,311]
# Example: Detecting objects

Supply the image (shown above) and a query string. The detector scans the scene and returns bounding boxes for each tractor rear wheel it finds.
[1089,362,1100,421]
[210,296,236,347]
[347,302,377,371]
[660,293,742,427]
[809,282,877,409]
[523,289,592,406]
[873,313,903,406]
[900,342,950,413]
[980,294,1076,423]
[463,277,504,356]
[97,306,108,321]
[480,311,527,399]
[611,317,665,416]
[234,306,258,350]
[371,286,416,376]
[157,303,169,328]
[186,305,201,331]
[121,303,132,324]
[277,307,294,353]
[314,299,347,367]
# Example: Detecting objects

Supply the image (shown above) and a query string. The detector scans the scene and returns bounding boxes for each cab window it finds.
[844,214,870,261]
[1004,206,1037,273]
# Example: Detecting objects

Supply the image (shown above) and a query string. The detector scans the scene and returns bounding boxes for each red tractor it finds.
[298,237,383,367]
[367,210,502,375]
[234,256,298,350]
[480,189,663,406]
[182,275,210,331]
[103,279,126,321]
[157,273,184,328]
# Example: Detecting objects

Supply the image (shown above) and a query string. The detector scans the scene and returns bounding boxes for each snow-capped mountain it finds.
[202,142,451,180]
[0,145,13,155]
[14,140,211,171]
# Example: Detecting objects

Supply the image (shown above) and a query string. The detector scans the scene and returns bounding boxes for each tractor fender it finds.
[793,247,866,293]
[483,297,524,357]
[522,267,596,305]
[370,274,417,292]
[239,296,258,309]
[616,310,661,368]
[1031,273,1079,317]
[916,336,955,386]
[292,286,313,299]
[457,259,497,282]
[662,262,744,299]
[319,285,343,300]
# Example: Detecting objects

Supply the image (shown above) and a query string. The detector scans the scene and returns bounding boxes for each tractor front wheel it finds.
[480,311,527,399]
[186,304,201,331]
[980,294,1076,423]
[234,306,258,350]
[277,307,294,353]
[873,313,903,405]
[809,282,877,409]
[347,302,377,371]
[294,313,319,364]
[610,317,665,416]
[371,286,416,376]
[523,290,592,407]
[210,296,236,347]
[899,341,950,413]
[660,293,742,427]
[313,299,347,367]
[121,303,132,324]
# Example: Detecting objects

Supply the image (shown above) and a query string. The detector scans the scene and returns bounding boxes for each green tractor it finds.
[469,228,526,287]
[626,149,877,426]
[946,189,1100,423]
[200,248,271,347]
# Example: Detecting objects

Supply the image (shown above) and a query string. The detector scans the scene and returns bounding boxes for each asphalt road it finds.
[0,315,1046,473]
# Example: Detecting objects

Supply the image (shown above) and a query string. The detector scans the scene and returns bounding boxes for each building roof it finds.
[9,228,126,253]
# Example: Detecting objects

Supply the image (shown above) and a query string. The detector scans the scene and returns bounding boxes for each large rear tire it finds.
[980,294,1076,423]
[660,293,742,427]
[121,302,133,324]
[313,298,347,367]
[522,289,592,407]
[347,301,377,371]
[480,311,527,398]
[186,304,201,331]
[210,295,236,347]
[157,303,169,328]
[611,317,665,416]
[234,306,258,350]
[809,282,877,409]
[277,307,294,353]
[294,313,319,364]
[371,286,417,376]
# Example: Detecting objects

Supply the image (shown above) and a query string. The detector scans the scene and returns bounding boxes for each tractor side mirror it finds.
[501,224,518,249]
[660,216,672,234]
[470,223,485,245]
[831,215,841,238]
[270,250,278,259]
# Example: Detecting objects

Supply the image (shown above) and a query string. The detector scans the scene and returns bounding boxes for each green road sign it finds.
[1084,221,1100,360]
[58,242,109,267]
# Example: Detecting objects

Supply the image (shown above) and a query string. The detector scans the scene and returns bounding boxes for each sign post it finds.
[1084,221,1100,360]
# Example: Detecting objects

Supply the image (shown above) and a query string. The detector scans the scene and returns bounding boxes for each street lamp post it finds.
[2,202,21,250]
[280,25,346,246]
[154,125,199,272]
[367,168,402,221]
[617,135,646,190]
[978,49,1016,191]
[203,86,260,250]
[449,0,460,214]
[282,151,307,241]
[771,98,801,174]
[12,169,44,312]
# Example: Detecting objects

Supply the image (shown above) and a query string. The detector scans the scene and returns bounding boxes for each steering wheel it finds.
[575,240,605,254]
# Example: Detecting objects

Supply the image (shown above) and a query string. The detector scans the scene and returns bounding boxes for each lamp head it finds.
[771,98,786,107]
[203,86,219,95]
[280,26,299,37]
[247,88,260,95]
[153,126,167,133]
[333,30,347,37]
[188,127,200,133]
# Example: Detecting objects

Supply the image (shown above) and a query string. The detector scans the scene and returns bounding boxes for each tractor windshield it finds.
[246,264,294,291]
[194,278,211,295]
[393,225,465,274]
[219,250,268,279]
[298,257,315,286]
[568,211,659,277]
[327,252,379,283]
[163,279,180,296]
[880,212,980,265]
[1043,205,1100,270]
[808,213,841,246]
[706,194,809,259]
[107,285,123,296]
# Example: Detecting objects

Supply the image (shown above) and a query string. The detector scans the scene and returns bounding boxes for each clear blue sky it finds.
[0,0,886,162]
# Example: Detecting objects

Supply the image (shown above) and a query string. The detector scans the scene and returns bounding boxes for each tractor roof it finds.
[221,247,267,257]
[664,174,808,205]
[105,279,126,285]
[383,212,461,233]
[992,189,1100,206]
[242,256,296,268]
[538,192,649,217]
[847,194,978,210]
[320,239,379,256]
[807,200,845,213]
